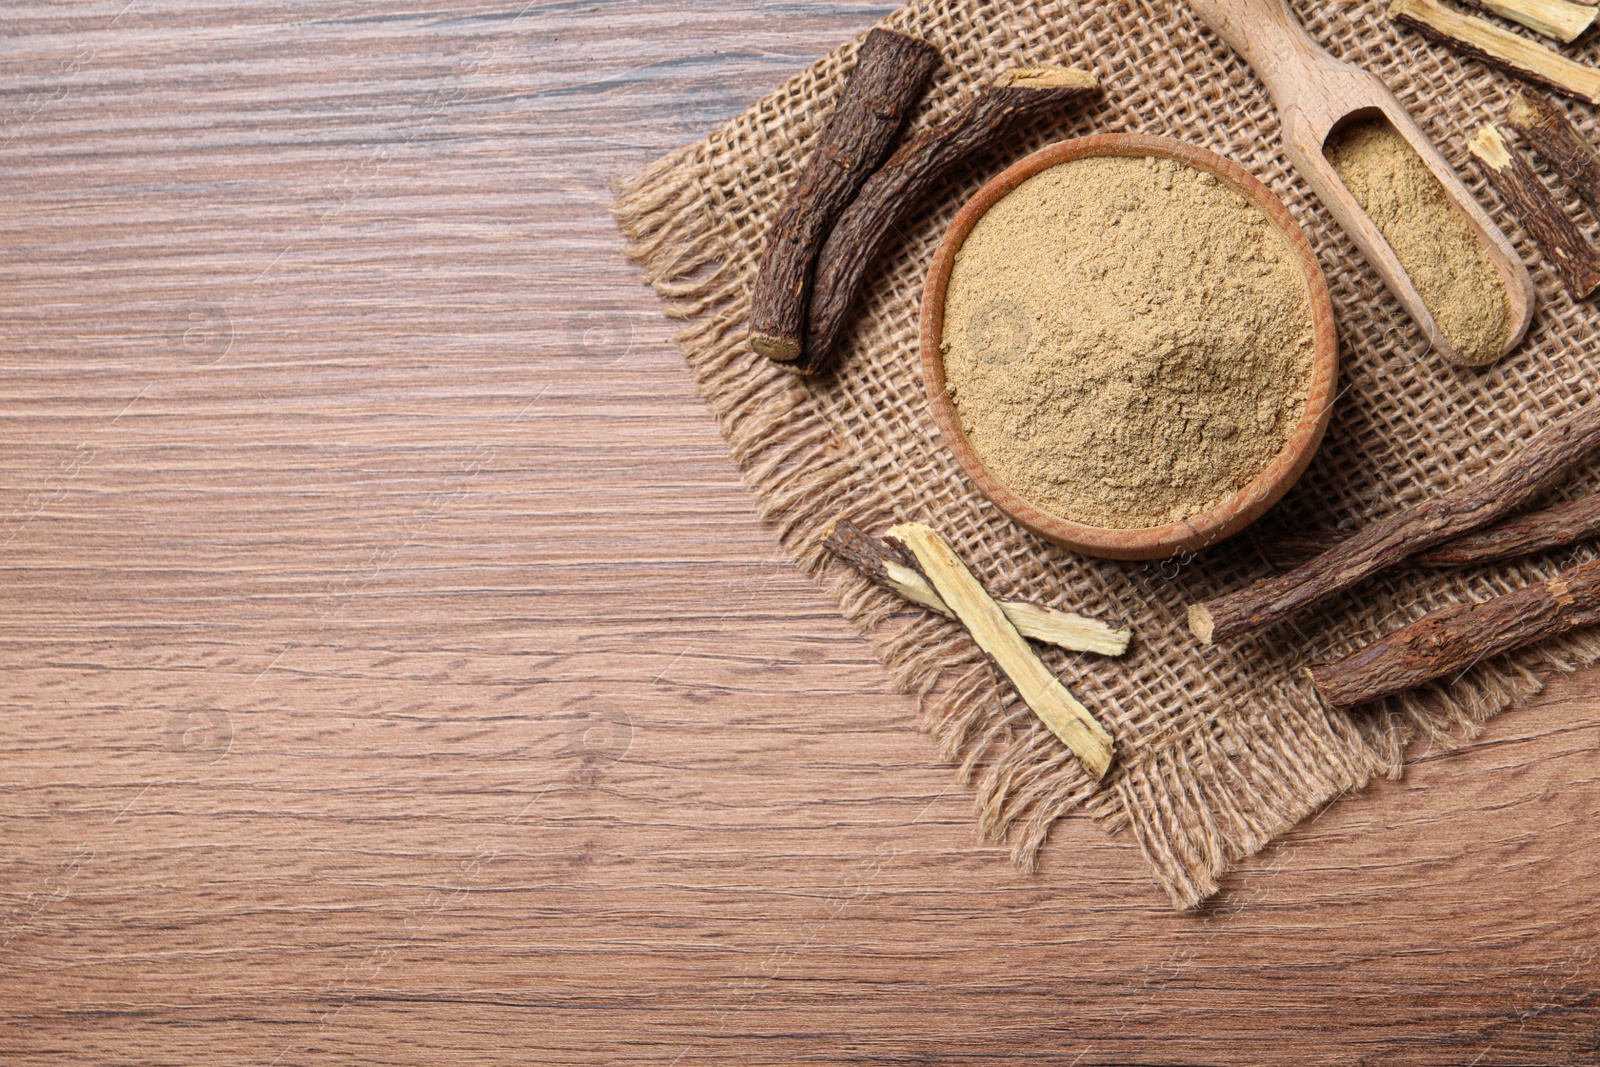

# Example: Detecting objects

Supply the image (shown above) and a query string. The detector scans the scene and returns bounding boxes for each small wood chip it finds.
[887,522,1114,779]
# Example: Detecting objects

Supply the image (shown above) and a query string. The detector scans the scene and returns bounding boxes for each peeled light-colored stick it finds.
[887,523,1114,779]
[1475,0,1595,43]
[997,602,1130,657]
[1390,0,1600,105]
[822,518,1130,655]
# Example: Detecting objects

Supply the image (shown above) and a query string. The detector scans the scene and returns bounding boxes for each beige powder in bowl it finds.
[940,153,1316,530]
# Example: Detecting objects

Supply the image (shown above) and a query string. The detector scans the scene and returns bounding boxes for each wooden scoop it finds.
[1187,0,1535,365]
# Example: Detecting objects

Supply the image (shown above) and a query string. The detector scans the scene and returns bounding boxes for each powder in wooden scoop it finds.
[1324,117,1509,366]
[941,154,1315,530]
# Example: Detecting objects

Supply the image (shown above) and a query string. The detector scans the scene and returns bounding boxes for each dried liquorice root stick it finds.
[1256,490,1600,569]
[1506,89,1600,220]
[1248,528,1352,570]
[823,517,1130,655]
[747,28,940,365]
[794,67,1101,374]
[887,523,1114,779]
[1188,399,1600,644]
[1421,491,1600,563]
[1309,558,1600,707]
[1473,0,1595,43]
[1389,0,1600,106]
[1470,124,1600,298]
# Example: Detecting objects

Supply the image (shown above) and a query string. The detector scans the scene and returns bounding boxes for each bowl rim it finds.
[919,133,1340,561]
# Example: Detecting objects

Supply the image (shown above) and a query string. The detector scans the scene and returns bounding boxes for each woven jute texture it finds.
[612,0,1600,908]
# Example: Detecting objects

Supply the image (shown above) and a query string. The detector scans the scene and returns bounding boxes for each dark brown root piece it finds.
[747,28,940,365]
[792,67,1101,375]
[1309,557,1600,707]
[1188,399,1600,644]
[1470,124,1600,299]
[1506,89,1600,221]
[1255,491,1600,570]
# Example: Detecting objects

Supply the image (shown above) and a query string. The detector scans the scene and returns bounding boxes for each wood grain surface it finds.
[2,2,1599,1063]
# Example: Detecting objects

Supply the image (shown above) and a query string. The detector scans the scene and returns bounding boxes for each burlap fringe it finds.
[1112,625,1600,907]
[611,147,1128,878]
[610,94,1600,911]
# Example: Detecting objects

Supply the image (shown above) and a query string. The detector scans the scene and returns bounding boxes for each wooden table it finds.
[3,3,1598,1063]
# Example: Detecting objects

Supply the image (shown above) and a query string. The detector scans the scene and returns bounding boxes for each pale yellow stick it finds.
[1476,0,1595,43]
[997,602,1130,657]
[888,523,1114,779]
[873,554,1130,656]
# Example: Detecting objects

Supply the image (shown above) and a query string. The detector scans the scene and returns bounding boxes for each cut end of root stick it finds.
[992,66,1099,91]
[1186,603,1216,645]
[1506,92,1543,132]
[1469,124,1513,170]
[749,331,802,362]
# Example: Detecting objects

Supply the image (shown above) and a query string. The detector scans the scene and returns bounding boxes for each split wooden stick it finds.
[1390,0,1600,105]
[1256,489,1600,569]
[1470,124,1600,298]
[1474,0,1595,43]
[795,67,1101,374]
[887,522,1114,779]
[1506,89,1600,220]
[1189,398,1600,644]
[823,518,1130,655]
[1309,557,1600,707]
[747,29,940,365]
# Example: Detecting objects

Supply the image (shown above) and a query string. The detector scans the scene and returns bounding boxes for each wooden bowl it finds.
[919,133,1339,561]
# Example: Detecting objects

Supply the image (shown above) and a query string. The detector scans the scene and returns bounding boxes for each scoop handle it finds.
[1185,0,1360,116]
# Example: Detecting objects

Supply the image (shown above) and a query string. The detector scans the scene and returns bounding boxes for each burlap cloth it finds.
[612,0,1600,908]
